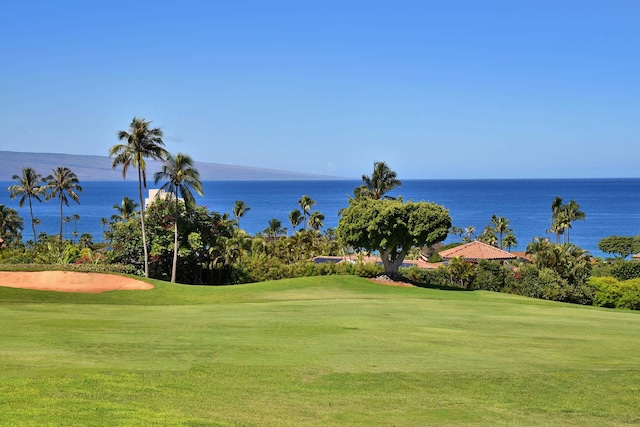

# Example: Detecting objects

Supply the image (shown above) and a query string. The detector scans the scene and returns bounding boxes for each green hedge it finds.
[590,276,640,310]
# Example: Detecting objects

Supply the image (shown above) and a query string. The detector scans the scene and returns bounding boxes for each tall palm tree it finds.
[308,210,325,231]
[111,196,139,223]
[0,204,24,244]
[490,215,512,248]
[361,161,402,200]
[154,153,203,283]
[110,117,168,278]
[289,209,304,234]
[45,166,83,240]
[548,197,586,244]
[502,232,518,252]
[264,218,287,238]
[563,199,586,243]
[464,225,476,243]
[232,200,250,230]
[8,167,46,243]
[298,195,316,230]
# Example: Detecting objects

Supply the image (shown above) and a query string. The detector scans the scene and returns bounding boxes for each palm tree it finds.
[232,200,250,230]
[464,225,476,243]
[111,196,139,223]
[110,117,168,278]
[154,153,203,283]
[502,232,518,252]
[563,199,586,243]
[289,209,304,234]
[0,204,24,244]
[264,218,287,238]
[361,161,402,200]
[490,215,512,248]
[548,197,586,244]
[298,195,316,230]
[45,166,83,239]
[308,210,325,231]
[477,226,498,247]
[8,167,46,243]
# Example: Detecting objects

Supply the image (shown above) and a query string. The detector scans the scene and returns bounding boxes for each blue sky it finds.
[1,1,638,179]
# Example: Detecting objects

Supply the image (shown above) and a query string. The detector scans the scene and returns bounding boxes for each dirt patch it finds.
[0,271,153,293]
[368,275,416,287]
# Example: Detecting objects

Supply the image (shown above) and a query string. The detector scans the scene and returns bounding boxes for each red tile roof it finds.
[439,241,516,261]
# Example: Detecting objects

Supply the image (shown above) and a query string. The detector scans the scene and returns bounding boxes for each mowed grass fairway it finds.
[1,276,639,426]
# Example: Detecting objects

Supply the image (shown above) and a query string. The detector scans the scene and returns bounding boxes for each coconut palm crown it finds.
[360,161,402,200]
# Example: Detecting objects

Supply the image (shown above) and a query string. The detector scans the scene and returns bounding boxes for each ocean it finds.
[2,178,640,258]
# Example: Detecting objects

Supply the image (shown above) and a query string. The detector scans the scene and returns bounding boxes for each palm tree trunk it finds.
[171,192,179,283]
[138,166,149,278]
[59,197,63,239]
[28,197,36,243]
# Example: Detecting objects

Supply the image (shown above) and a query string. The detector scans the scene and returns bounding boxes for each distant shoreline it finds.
[0,150,346,181]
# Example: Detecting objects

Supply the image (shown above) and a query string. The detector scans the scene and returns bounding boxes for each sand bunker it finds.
[0,271,153,293]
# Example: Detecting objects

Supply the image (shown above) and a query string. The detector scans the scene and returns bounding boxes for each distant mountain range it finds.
[0,151,344,181]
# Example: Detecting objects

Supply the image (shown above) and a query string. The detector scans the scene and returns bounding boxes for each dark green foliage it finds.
[609,261,640,281]
[338,198,451,277]
[472,260,515,292]
[232,255,384,284]
[401,266,446,286]
[511,264,595,305]
[597,236,640,259]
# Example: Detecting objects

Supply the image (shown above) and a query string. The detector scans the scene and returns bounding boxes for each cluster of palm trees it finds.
[109,117,202,283]
[548,196,585,244]
[450,215,518,252]
[526,236,592,285]
[7,166,83,243]
[259,195,326,239]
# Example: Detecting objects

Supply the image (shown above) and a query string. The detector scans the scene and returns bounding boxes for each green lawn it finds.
[1,275,639,426]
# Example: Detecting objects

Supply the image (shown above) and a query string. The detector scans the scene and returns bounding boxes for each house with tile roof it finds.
[438,241,516,264]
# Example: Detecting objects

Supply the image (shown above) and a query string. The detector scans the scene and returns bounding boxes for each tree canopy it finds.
[598,235,640,259]
[337,198,451,277]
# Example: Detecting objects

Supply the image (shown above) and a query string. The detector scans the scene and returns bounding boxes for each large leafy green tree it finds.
[154,153,203,283]
[358,161,402,200]
[45,166,83,239]
[110,117,168,277]
[337,198,451,278]
[598,236,640,259]
[0,204,24,245]
[8,167,46,243]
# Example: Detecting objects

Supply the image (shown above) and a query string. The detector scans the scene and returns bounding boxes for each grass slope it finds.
[1,275,639,426]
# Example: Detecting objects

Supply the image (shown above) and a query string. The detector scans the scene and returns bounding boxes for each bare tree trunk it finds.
[138,167,149,278]
[171,193,178,283]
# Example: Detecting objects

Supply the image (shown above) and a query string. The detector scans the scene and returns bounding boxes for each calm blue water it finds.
[2,179,640,258]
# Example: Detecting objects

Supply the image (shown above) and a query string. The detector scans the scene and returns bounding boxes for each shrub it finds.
[472,260,515,292]
[591,277,640,310]
[610,261,640,281]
